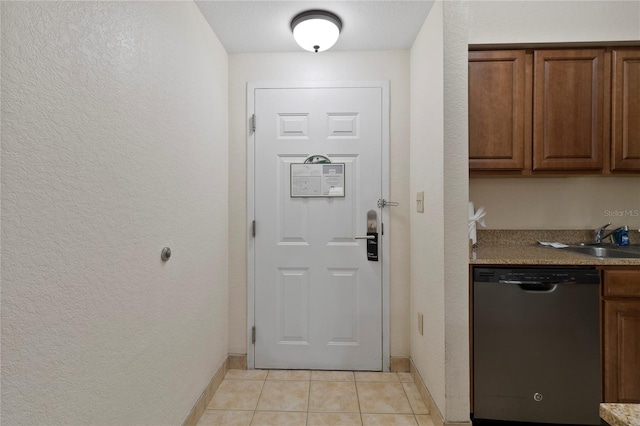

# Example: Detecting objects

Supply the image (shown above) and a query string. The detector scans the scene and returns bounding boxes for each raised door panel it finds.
[469,50,526,170]
[611,48,640,171]
[533,49,605,170]
[603,300,640,403]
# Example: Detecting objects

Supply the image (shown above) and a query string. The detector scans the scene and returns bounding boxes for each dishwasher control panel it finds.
[474,267,600,284]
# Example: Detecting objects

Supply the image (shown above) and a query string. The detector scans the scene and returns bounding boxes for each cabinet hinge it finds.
[251,220,256,237]
[251,114,256,133]
[252,326,256,344]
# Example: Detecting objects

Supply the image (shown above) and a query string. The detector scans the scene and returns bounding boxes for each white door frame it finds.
[247,81,390,371]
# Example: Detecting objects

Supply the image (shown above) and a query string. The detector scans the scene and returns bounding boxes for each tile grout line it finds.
[354,372,364,426]
[248,373,267,425]
[398,373,419,425]
[306,375,311,426]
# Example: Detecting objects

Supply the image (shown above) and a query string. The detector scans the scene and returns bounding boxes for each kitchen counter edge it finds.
[470,244,640,266]
[600,403,640,426]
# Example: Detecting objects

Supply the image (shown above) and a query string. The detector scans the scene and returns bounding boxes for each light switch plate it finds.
[416,191,424,213]
[418,313,424,335]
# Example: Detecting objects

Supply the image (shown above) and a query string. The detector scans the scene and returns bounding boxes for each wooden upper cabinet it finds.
[611,48,640,171]
[533,49,605,170]
[469,50,526,170]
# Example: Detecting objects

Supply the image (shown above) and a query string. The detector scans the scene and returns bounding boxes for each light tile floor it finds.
[198,370,436,426]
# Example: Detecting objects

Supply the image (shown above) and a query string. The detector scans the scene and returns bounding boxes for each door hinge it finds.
[250,114,256,133]
[382,223,384,235]
[252,326,256,344]
[251,220,256,237]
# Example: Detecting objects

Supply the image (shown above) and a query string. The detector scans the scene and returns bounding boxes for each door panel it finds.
[254,87,383,370]
[277,156,309,245]
[533,49,605,170]
[277,267,309,344]
[468,50,527,170]
[604,300,640,402]
[326,268,358,344]
[611,48,640,171]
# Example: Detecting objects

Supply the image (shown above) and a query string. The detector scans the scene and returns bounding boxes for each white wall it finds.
[410,0,446,414]
[443,1,471,421]
[469,0,640,230]
[410,0,470,422]
[228,51,411,359]
[1,2,229,425]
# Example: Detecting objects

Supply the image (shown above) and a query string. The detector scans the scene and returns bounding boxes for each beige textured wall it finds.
[409,1,470,422]
[409,0,446,414]
[469,0,640,44]
[470,178,640,230]
[1,2,229,424]
[228,51,411,359]
[442,1,470,421]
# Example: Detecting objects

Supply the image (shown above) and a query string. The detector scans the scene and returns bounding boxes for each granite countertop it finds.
[470,230,640,266]
[471,244,640,266]
[600,403,640,426]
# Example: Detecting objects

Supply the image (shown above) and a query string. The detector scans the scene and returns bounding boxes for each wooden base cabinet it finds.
[602,269,640,403]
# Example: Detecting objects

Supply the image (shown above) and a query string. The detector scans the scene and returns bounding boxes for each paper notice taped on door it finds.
[291,163,345,197]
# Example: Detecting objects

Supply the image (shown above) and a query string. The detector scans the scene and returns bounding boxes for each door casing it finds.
[246,81,390,371]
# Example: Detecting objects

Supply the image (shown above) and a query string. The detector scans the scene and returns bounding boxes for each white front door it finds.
[252,85,386,371]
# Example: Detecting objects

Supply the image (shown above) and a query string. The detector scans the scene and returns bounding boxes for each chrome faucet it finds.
[594,223,625,244]
[594,223,611,243]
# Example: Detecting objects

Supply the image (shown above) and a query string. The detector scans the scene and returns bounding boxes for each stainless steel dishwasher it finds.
[473,267,601,425]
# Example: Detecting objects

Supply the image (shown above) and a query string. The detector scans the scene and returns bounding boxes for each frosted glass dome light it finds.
[291,10,342,53]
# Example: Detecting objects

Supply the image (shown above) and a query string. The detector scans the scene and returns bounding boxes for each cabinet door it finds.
[611,48,640,171]
[603,300,640,402]
[533,49,605,170]
[469,50,526,170]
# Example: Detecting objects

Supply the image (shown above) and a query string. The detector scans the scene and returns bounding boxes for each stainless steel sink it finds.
[562,245,640,259]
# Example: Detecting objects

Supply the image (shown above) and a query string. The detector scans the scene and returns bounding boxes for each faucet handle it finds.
[594,223,612,243]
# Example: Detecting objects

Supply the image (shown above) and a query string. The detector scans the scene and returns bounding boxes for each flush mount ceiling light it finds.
[291,10,342,53]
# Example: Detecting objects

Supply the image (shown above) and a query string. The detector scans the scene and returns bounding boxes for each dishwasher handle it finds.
[499,279,575,293]
[518,283,557,292]
[499,279,576,285]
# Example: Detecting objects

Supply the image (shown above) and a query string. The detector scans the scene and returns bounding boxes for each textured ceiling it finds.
[195,1,434,54]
